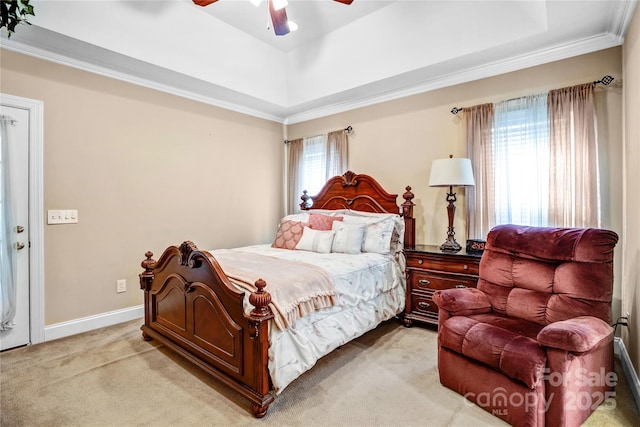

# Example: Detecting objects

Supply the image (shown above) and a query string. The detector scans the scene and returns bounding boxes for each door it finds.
[0,105,30,351]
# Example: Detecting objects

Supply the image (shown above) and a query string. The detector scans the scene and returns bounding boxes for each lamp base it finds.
[439,235,462,253]
[439,187,463,253]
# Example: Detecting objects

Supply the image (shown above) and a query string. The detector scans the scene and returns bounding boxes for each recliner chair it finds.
[432,224,618,427]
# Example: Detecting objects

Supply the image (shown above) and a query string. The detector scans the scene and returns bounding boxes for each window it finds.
[466,83,600,239]
[287,130,348,213]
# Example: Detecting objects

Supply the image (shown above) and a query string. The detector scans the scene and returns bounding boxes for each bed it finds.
[138,171,416,417]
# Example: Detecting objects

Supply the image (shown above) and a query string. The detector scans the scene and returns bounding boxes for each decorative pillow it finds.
[342,214,396,254]
[309,213,344,231]
[295,227,335,253]
[280,213,310,223]
[272,220,309,250]
[331,221,366,254]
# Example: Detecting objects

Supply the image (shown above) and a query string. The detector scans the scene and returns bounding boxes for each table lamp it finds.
[429,155,475,252]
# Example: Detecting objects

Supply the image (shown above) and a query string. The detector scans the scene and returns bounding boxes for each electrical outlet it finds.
[116,279,126,293]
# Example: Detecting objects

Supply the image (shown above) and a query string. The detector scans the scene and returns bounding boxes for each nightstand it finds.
[403,244,482,327]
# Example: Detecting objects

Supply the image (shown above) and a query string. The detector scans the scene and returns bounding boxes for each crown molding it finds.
[609,0,639,43]
[0,38,287,124]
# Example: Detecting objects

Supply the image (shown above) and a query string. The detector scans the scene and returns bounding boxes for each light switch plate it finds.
[48,209,78,224]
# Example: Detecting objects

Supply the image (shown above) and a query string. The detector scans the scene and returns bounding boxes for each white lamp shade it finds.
[429,157,475,187]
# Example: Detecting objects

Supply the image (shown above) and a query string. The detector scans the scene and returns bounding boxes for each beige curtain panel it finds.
[548,83,600,228]
[464,103,494,240]
[286,138,304,214]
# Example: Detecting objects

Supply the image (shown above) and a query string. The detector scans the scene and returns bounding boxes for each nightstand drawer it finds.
[406,256,479,275]
[410,270,477,292]
[410,294,439,320]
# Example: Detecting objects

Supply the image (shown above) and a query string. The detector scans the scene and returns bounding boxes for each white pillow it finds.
[295,227,335,253]
[331,221,366,254]
[342,214,396,254]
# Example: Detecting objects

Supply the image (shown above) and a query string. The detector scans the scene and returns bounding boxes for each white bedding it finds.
[210,244,406,394]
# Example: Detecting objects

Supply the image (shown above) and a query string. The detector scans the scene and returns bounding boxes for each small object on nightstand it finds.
[403,244,482,327]
[466,239,486,254]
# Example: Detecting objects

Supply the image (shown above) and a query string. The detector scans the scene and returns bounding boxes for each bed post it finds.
[402,186,416,249]
[299,190,310,210]
[139,251,156,341]
[247,278,275,418]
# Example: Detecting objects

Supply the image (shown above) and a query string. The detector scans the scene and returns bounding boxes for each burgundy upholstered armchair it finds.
[432,224,618,427]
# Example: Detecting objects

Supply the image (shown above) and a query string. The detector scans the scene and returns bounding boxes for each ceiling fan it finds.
[193,0,354,36]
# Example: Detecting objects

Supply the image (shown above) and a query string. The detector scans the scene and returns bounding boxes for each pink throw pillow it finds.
[272,220,308,250]
[309,213,343,231]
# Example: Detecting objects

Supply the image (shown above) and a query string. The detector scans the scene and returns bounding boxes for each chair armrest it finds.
[537,316,614,353]
[432,288,492,317]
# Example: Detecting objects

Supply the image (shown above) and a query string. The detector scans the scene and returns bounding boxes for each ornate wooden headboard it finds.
[300,171,415,249]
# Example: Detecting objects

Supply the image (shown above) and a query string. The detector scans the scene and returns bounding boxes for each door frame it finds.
[1,93,44,345]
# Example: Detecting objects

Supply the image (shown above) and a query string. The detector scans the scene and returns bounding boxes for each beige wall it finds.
[1,49,284,325]
[622,5,640,379]
[288,47,624,317]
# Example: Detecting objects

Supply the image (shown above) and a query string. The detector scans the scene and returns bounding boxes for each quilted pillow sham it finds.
[272,220,309,250]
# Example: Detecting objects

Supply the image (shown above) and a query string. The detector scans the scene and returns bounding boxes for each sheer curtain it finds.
[301,134,329,199]
[492,94,550,228]
[1,115,17,330]
[548,83,600,228]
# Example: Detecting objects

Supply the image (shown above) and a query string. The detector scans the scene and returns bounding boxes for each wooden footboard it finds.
[139,241,275,417]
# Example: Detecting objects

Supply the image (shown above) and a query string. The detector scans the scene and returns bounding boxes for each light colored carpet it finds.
[1,318,638,426]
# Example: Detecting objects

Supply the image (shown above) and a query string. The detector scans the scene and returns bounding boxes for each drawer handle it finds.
[418,301,430,309]
[418,259,423,264]
[463,264,469,270]
[456,284,468,289]
[418,279,431,286]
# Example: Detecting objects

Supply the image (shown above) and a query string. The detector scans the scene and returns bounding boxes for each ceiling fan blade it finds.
[193,0,218,6]
[269,0,290,36]
[333,0,354,4]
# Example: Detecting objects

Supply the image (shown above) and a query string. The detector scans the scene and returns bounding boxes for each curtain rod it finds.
[449,74,616,115]
[284,125,353,144]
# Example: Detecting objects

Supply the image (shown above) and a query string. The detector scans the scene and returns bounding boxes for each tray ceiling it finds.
[2,0,637,123]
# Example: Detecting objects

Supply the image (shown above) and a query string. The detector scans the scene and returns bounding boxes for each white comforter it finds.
[210,244,406,393]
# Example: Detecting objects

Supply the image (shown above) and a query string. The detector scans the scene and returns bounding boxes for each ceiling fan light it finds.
[249,0,262,6]
[288,20,298,32]
[272,0,288,11]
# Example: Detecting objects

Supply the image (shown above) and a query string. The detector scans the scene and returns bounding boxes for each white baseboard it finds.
[614,337,640,412]
[43,305,143,342]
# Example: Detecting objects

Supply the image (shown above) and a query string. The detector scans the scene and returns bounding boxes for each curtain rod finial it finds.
[594,75,614,85]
